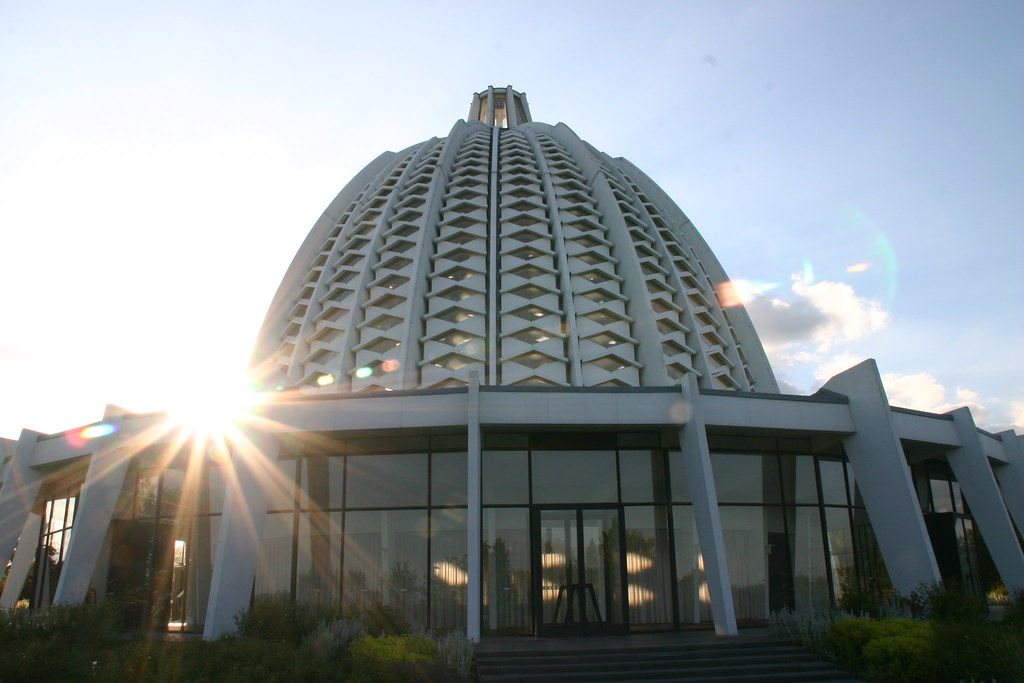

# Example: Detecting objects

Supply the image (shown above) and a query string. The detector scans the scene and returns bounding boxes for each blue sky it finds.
[1,0,1022,438]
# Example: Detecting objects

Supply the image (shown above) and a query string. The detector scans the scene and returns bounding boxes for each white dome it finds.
[252,86,777,393]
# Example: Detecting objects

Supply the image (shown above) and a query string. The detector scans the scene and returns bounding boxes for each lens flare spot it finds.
[801,259,815,284]
[846,262,872,273]
[381,359,400,373]
[316,374,335,386]
[716,279,778,307]
[81,423,118,439]
[355,367,373,379]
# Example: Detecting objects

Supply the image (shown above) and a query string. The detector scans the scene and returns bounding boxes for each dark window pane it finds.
[780,454,818,505]
[531,450,617,504]
[482,451,529,504]
[711,453,763,504]
[619,450,667,503]
[430,508,467,629]
[668,451,691,503]
[623,506,673,627]
[432,452,467,506]
[482,507,531,633]
[346,453,428,508]
[818,459,849,506]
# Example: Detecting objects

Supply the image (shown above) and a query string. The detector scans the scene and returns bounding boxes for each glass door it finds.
[533,507,626,636]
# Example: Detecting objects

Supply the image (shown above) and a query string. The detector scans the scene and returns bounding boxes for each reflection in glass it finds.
[431,508,467,629]
[255,512,293,602]
[671,505,709,623]
[346,454,428,508]
[482,451,529,504]
[431,452,468,506]
[532,451,617,504]
[719,506,767,619]
[711,454,764,504]
[482,508,531,633]
[619,451,667,503]
[623,506,672,628]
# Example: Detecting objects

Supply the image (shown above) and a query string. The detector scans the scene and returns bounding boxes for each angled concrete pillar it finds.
[466,372,482,642]
[947,409,1024,591]
[53,410,131,604]
[822,360,941,594]
[0,430,45,584]
[0,512,41,608]
[203,427,278,639]
[676,374,737,635]
[994,430,1024,541]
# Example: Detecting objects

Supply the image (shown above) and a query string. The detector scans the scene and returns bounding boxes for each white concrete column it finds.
[0,512,41,608]
[203,427,277,639]
[994,431,1024,541]
[466,372,482,642]
[676,374,736,635]
[53,411,130,604]
[947,409,1024,591]
[0,430,45,569]
[822,360,941,594]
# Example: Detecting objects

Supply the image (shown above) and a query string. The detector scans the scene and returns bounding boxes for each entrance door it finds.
[533,507,627,636]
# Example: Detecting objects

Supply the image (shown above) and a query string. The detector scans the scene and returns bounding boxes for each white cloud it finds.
[881,372,947,412]
[815,353,869,383]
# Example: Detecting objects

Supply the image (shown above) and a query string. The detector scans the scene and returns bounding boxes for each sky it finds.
[1,0,1022,439]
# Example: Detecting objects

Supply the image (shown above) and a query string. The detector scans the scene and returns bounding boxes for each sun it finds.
[164,376,262,439]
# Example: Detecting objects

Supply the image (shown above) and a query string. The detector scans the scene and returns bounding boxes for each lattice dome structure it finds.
[253,86,777,393]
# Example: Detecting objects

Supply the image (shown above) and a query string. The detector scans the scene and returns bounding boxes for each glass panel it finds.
[671,505,709,623]
[265,459,297,511]
[295,509,341,608]
[184,514,219,629]
[431,452,468,507]
[135,473,160,518]
[160,469,186,517]
[790,507,830,610]
[430,508,467,629]
[711,453,763,504]
[668,451,691,503]
[619,451,667,503]
[539,509,578,628]
[719,506,767,620]
[780,454,819,504]
[254,512,293,603]
[819,459,849,506]
[930,478,953,513]
[580,509,623,627]
[346,454,428,508]
[623,506,673,627]
[532,451,617,504]
[667,450,692,505]
[851,508,891,593]
[482,451,529,504]
[951,481,965,514]
[824,507,855,601]
[483,507,531,633]
[343,509,428,628]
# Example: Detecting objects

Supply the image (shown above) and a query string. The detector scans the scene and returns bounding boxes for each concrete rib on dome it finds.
[252,88,777,394]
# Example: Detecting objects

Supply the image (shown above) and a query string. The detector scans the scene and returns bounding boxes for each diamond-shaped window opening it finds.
[505,175,536,187]
[583,309,626,326]
[323,288,353,305]
[433,307,478,324]
[441,231,480,247]
[512,376,560,387]
[368,294,405,310]
[646,279,674,295]
[587,332,629,349]
[365,314,403,331]
[432,354,476,372]
[580,288,620,305]
[307,348,338,366]
[505,199,543,214]
[588,355,633,373]
[445,216,480,230]
[435,286,476,302]
[432,330,477,347]
[364,337,401,354]
[507,214,543,228]
[510,284,551,301]
[447,200,481,216]
[437,247,477,264]
[662,340,691,357]
[576,269,614,284]
[563,206,597,218]
[389,224,419,238]
[573,252,609,266]
[383,239,415,255]
[379,256,414,272]
[509,246,545,261]
[509,264,549,280]
[505,229,546,245]
[571,235,604,250]
[508,305,552,322]
[666,363,690,381]
[311,326,344,344]
[509,351,557,369]
[440,266,479,282]
[338,252,364,268]
[332,269,359,285]
[431,378,468,389]
[656,318,687,336]
[506,187,538,199]
[374,274,409,290]
[450,188,483,201]
[508,328,556,344]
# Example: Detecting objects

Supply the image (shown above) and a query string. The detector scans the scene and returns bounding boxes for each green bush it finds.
[826,617,931,674]
[906,581,986,622]
[235,601,327,644]
[347,602,411,636]
[861,630,933,682]
[347,634,438,683]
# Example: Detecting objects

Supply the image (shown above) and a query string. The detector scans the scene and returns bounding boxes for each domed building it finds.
[1,87,1022,642]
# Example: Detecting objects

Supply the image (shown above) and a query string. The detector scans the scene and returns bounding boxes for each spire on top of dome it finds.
[468,86,532,128]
